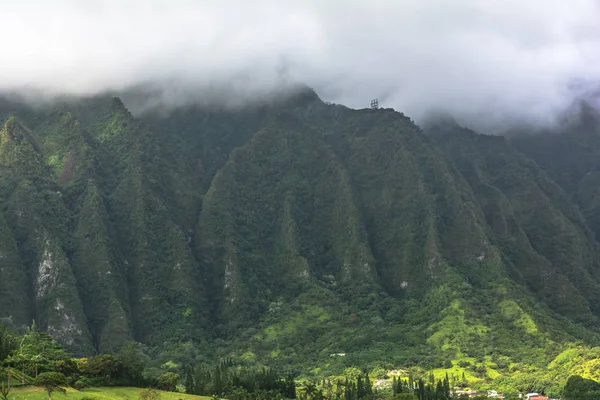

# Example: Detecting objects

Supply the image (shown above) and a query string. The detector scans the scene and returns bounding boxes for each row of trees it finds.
[392,375,452,400]
[301,374,374,400]
[295,373,452,400]
[185,360,296,399]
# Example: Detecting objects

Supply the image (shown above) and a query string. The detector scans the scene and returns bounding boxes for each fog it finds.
[1,0,600,131]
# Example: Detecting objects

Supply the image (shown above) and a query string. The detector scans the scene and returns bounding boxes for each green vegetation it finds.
[2,88,600,395]
[34,373,67,400]
[563,375,600,400]
[188,360,295,399]
[138,388,160,400]
[1,384,13,400]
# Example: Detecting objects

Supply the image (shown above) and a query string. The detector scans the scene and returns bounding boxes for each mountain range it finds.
[2,87,600,387]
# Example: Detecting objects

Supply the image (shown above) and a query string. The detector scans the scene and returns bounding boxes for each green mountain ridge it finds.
[1,89,600,387]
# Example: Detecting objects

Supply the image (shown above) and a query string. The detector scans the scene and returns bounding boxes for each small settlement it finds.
[451,389,551,400]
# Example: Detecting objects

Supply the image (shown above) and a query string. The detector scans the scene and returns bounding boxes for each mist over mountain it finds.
[2,0,600,131]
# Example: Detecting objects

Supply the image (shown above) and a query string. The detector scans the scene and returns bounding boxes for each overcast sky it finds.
[1,0,600,129]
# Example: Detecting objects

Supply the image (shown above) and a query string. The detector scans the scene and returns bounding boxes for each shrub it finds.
[139,388,160,400]
[370,367,388,379]
[34,372,67,400]
[74,380,88,390]
[157,372,180,392]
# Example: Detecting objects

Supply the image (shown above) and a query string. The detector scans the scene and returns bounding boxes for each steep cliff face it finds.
[1,90,600,370]
[431,123,600,323]
[197,113,376,328]
[0,116,93,355]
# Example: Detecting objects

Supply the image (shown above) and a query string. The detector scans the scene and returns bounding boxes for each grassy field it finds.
[10,386,214,400]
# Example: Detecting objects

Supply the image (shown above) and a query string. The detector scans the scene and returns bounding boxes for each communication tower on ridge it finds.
[370,99,379,109]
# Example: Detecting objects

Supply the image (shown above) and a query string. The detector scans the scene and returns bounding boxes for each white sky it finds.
[1,0,599,128]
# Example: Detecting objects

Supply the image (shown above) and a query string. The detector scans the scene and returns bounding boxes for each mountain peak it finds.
[420,110,461,133]
[110,96,133,116]
[1,113,34,145]
[577,100,600,130]
[3,112,19,127]
[277,84,322,107]
[557,96,600,133]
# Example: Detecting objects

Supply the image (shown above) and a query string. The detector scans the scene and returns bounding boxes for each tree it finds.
[34,372,67,400]
[14,321,70,379]
[185,366,195,394]
[118,342,145,386]
[284,373,297,399]
[564,375,600,400]
[364,373,373,400]
[81,354,123,380]
[0,323,18,388]
[343,368,362,380]
[0,324,16,363]
[303,382,324,400]
[157,372,180,392]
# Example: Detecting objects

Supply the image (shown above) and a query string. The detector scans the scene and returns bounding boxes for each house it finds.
[452,389,478,398]
[529,396,548,400]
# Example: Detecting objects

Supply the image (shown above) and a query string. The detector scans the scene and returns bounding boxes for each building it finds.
[529,396,548,400]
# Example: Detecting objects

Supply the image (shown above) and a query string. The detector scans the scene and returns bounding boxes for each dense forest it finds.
[3,87,600,394]
[3,321,600,400]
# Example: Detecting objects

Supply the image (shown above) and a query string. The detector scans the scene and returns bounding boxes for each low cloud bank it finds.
[1,0,600,131]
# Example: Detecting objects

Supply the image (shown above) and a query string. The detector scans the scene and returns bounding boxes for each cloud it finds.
[1,0,600,130]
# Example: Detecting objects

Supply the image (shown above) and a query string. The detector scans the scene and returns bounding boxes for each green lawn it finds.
[11,386,213,400]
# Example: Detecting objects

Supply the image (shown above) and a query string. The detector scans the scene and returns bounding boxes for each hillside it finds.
[2,88,600,388]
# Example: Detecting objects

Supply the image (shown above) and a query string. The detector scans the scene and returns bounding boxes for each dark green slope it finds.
[4,89,600,381]
[144,91,600,370]
[27,104,134,353]
[71,181,131,353]
[0,116,93,355]
[0,210,29,326]
[143,104,267,194]
[430,123,600,324]
[193,98,597,372]
[81,99,205,344]
[37,107,97,189]
[0,115,46,187]
[335,110,494,293]
[268,98,506,295]
[87,98,203,230]
[0,99,205,352]
[198,113,375,327]
[510,103,600,240]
